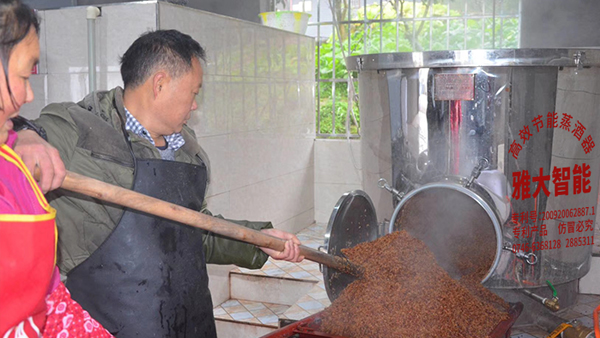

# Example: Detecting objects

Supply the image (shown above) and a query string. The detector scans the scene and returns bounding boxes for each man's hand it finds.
[14,130,66,193]
[259,228,304,263]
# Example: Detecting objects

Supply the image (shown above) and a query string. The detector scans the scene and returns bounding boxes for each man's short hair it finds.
[120,29,206,89]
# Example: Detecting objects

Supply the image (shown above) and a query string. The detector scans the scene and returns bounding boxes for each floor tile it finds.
[264,268,286,276]
[213,307,227,316]
[557,309,584,321]
[240,300,266,311]
[230,311,254,321]
[290,271,313,279]
[298,300,324,311]
[214,313,233,320]
[224,305,248,314]
[572,303,595,316]
[250,308,274,317]
[257,314,279,325]
[221,300,241,308]
[577,294,600,304]
[268,304,290,315]
[522,326,549,337]
[284,310,310,320]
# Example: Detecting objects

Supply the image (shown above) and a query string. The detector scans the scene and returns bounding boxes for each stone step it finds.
[213,223,330,338]
[214,298,290,338]
[215,318,276,338]
[230,272,317,305]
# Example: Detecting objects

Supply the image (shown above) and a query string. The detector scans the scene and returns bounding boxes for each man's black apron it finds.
[66,154,215,337]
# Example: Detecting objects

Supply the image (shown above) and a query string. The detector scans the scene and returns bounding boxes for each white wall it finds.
[158,2,316,306]
[22,1,316,307]
[314,139,362,224]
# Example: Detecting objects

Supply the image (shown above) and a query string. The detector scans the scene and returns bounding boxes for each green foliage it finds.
[316,0,519,136]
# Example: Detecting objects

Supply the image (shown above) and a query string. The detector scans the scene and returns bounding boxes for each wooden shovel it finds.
[57,171,364,277]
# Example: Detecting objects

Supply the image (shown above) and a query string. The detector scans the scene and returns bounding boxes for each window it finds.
[296,0,520,137]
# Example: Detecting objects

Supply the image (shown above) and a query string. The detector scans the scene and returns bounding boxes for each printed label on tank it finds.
[433,73,475,101]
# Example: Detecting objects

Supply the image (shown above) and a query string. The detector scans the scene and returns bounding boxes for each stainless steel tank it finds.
[338,49,600,290]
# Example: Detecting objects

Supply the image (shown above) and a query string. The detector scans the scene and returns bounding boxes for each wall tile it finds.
[44,3,157,75]
[255,81,271,130]
[299,39,315,81]
[228,167,314,227]
[207,264,235,307]
[97,72,123,92]
[20,74,47,120]
[37,11,47,74]
[270,82,285,127]
[47,73,89,103]
[314,139,362,184]
[281,82,300,126]
[44,7,88,74]
[277,209,315,234]
[283,35,300,80]
[228,25,243,77]
[190,75,230,137]
[255,29,270,79]
[98,3,157,70]
[269,32,284,79]
[197,134,232,196]
[228,80,246,132]
[204,192,231,216]
[241,27,256,78]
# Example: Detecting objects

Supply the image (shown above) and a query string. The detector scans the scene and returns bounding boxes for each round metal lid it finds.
[388,180,503,283]
[323,190,379,301]
[346,48,600,71]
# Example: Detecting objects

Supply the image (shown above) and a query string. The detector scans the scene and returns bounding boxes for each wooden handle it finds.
[59,171,363,276]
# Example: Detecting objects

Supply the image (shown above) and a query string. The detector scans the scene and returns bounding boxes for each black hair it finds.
[120,29,206,89]
[0,0,39,109]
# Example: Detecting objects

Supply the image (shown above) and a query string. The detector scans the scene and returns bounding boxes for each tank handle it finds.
[503,243,538,265]
[465,158,490,188]
[378,178,404,201]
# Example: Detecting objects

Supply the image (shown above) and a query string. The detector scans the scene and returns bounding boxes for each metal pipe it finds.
[86,6,101,93]
[521,289,560,312]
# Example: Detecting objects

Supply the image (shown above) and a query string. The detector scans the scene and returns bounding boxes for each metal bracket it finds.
[378,178,404,201]
[573,51,586,71]
[503,243,538,265]
[465,158,489,188]
[318,245,327,273]
[357,57,364,72]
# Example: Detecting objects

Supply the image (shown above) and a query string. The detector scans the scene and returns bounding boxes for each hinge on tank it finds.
[356,57,364,72]
[573,51,586,71]
[465,158,489,188]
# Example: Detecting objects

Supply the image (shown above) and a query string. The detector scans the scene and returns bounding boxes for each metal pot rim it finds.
[388,180,503,283]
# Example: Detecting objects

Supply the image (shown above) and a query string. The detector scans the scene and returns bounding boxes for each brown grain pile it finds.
[321,230,508,338]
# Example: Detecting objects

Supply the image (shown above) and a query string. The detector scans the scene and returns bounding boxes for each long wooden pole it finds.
[59,171,363,277]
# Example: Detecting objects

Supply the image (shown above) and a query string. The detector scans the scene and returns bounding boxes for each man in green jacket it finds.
[15,30,302,338]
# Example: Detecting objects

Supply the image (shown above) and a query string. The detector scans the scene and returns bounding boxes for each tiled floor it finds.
[214,223,600,335]
[214,223,332,326]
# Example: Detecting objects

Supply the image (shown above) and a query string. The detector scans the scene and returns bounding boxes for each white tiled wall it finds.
[158,2,316,236]
[314,139,363,224]
[21,1,316,308]
[157,2,316,307]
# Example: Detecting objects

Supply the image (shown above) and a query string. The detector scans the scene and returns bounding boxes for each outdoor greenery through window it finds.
[294,0,520,137]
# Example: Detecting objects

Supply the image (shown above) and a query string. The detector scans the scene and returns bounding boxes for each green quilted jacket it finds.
[36,87,271,278]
